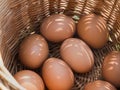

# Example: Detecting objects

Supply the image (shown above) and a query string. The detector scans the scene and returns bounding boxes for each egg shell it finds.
[84,80,117,90]
[77,14,109,48]
[102,51,120,87]
[40,14,76,42]
[42,58,74,90]
[19,34,49,69]
[60,38,94,73]
[14,70,45,90]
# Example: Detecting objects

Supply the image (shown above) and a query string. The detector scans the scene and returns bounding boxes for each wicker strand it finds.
[0,0,120,90]
[0,81,9,90]
[0,53,25,90]
[3,80,11,90]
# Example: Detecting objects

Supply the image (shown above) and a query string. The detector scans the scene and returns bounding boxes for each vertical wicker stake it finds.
[0,52,25,90]
[0,80,9,90]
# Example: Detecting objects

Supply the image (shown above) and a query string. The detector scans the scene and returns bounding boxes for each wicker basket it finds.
[0,0,120,90]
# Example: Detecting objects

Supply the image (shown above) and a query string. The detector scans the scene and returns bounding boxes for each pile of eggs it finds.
[14,13,120,90]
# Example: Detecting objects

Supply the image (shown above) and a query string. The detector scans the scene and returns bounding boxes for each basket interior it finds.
[1,0,120,90]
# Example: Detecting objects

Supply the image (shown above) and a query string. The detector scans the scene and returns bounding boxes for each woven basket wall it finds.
[0,0,120,90]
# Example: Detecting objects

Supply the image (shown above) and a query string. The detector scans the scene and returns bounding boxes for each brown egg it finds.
[102,51,120,87]
[19,34,49,69]
[77,14,109,48]
[42,58,74,90]
[40,14,76,42]
[84,80,117,90]
[14,70,45,90]
[60,38,94,73]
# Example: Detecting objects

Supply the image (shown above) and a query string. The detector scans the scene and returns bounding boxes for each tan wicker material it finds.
[0,0,120,90]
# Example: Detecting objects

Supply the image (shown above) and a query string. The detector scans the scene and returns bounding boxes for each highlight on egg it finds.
[14,70,45,90]
[102,51,120,87]
[40,14,76,42]
[84,80,117,90]
[42,57,74,90]
[19,34,49,69]
[60,38,94,73]
[77,13,109,48]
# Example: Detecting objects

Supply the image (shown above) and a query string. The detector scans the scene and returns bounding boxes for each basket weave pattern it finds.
[0,0,120,90]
